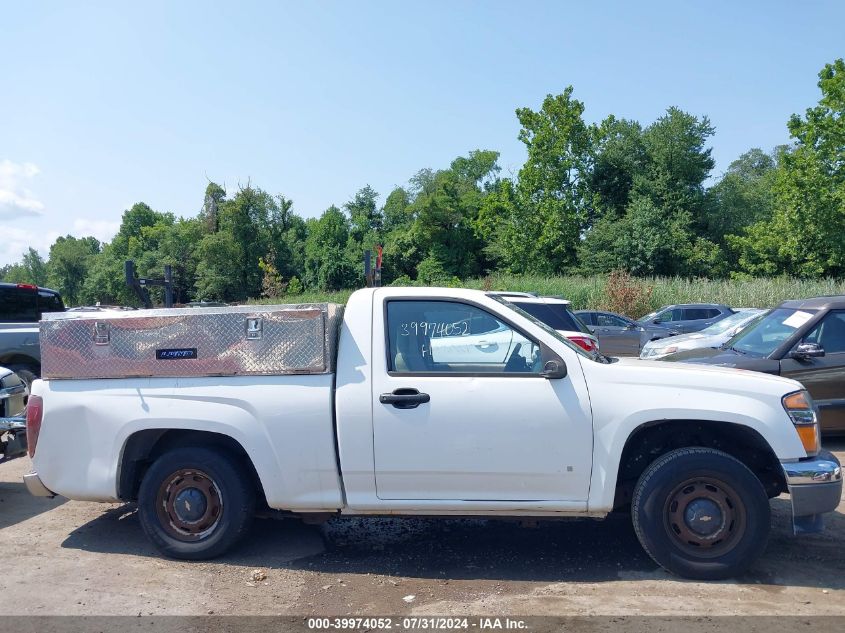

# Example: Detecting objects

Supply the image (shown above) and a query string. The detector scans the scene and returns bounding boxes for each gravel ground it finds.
[1,443,843,617]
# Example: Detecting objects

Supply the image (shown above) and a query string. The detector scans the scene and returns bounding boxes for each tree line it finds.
[2,59,844,307]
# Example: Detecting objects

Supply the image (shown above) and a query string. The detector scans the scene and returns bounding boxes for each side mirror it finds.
[540,359,567,379]
[624,323,637,330]
[791,343,825,360]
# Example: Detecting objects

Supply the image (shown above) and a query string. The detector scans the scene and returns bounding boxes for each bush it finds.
[599,270,654,318]
[287,276,303,295]
[389,274,415,287]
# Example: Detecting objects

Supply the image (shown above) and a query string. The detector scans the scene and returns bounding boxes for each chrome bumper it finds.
[23,472,56,498]
[0,415,26,431]
[781,450,842,534]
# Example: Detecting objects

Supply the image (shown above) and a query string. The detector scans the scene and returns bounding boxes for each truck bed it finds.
[33,374,344,509]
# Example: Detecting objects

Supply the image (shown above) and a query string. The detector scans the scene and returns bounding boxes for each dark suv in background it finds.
[0,282,65,391]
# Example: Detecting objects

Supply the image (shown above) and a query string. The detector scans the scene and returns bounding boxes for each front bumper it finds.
[782,449,842,534]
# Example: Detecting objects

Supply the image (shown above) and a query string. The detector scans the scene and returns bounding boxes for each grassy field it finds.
[251,274,845,318]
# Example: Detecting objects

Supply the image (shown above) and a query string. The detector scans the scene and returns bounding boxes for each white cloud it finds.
[0,227,60,266]
[72,218,120,244]
[0,159,45,218]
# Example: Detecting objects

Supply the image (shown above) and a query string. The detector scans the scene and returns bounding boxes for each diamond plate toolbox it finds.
[40,303,344,380]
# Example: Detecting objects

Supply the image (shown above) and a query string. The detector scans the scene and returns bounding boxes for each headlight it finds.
[782,390,820,456]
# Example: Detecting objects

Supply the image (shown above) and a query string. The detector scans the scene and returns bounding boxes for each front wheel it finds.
[138,446,256,559]
[631,447,770,580]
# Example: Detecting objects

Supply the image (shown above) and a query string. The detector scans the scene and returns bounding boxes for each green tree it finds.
[83,202,173,304]
[23,248,49,286]
[589,116,646,221]
[479,89,594,274]
[732,59,845,277]
[304,206,356,290]
[194,231,244,300]
[382,186,411,232]
[514,87,594,271]
[706,147,780,241]
[405,150,499,280]
[47,236,101,305]
[1,253,45,285]
[579,107,719,276]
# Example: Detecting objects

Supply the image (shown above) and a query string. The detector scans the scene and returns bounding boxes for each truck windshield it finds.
[724,308,818,357]
[489,295,596,360]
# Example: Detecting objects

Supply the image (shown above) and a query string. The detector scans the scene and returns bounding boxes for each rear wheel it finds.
[631,447,770,580]
[137,446,256,559]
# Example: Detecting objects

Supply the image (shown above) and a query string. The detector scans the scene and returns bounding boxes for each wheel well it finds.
[0,355,40,372]
[612,420,786,511]
[118,429,266,506]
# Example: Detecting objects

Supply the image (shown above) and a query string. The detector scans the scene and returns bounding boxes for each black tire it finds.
[631,447,770,580]
[137,446,256,560]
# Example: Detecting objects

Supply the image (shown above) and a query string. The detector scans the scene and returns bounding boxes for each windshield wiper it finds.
[727,346,747,355]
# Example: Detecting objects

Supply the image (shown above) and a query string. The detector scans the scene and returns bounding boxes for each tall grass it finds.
[251,274,845,318]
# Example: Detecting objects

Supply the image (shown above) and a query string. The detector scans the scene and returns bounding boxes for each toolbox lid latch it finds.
[93,322,111,345]
[246,317,263,340]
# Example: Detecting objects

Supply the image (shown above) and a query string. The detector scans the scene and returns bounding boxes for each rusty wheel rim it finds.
[663,476,746,558]
[155,468,223,541]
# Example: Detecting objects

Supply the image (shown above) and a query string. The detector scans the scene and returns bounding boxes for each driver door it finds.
[371,298,593,502]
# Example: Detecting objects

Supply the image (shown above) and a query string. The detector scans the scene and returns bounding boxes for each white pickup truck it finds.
[24,287,841,580]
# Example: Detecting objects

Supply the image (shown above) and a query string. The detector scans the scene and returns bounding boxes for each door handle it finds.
[379,388,431,409]
[475,340,496,349]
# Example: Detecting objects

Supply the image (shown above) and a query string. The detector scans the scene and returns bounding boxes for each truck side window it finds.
[386,300,542,374]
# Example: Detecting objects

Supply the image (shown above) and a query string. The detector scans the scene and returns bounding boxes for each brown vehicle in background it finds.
[664,295,845,434]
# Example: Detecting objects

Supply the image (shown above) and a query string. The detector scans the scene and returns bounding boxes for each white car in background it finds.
[428,293,600,365]
[640,308,767,360]
[490,293,600,354]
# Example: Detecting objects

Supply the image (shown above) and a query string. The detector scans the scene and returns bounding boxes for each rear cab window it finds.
[0,286,39,322]
[0,285,65,322]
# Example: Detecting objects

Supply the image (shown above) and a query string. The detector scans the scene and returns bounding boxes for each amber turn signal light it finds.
[782,390,819,456]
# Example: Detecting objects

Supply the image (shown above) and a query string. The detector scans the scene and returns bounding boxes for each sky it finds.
[1,0,843,266]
